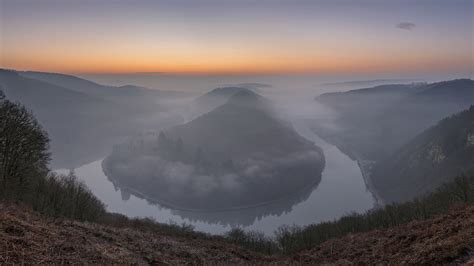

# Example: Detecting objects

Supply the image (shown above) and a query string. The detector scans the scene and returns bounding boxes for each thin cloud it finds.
[396,22,416,30]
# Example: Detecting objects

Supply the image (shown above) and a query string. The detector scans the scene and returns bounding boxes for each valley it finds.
[1,71,473,263]
[1,1,472,263]
[4,69,471,236]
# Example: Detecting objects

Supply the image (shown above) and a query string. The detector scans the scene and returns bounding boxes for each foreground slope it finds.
[0,204,270,264]
[294,205,474,265]
[1,204,472,264]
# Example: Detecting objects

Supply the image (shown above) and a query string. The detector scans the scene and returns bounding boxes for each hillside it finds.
[185,86,253,120]
[0,69,124,117]
[167,90,313,157]
[294,204,474,265]
[0,204,271,264]
[20,71,177,112]
[0,69,182,168]
[0,69,133,167]
[1,203,472,264]
[314,79,474,160]
[104,90,325,210]
[372,106,474,203]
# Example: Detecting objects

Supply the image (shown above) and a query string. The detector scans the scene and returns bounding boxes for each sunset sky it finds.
[0,0,472,76]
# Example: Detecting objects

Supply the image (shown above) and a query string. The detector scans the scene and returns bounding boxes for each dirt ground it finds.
[0,204,473,265]
[294,205,474,265]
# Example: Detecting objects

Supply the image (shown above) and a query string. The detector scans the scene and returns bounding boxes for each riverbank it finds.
[58,120,374,235]
[101,156,323,213]
[354,156,385,207]
[307,124,386,207]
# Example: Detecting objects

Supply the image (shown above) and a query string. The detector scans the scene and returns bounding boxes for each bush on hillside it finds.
[0,91,105,221]
[226,174,474,254]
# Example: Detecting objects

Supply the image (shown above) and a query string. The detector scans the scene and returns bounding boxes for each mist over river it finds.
[56,117,375,235]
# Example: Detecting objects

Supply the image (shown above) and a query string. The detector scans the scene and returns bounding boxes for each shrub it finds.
[225,175,474,255]
[32,172,106,221]
[225,228,279,254]
[0,95,49,197]
[0,93,105,221]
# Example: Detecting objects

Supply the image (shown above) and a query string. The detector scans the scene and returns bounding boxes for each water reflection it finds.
[56,120,375,235]
[109,175,319,227]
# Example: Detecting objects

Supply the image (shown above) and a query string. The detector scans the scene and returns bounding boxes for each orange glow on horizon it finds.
[1,49,470,75]
[1,0,471,76]
[2,30,470,75]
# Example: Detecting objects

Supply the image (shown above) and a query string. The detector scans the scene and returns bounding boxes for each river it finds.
[56,118,375,236]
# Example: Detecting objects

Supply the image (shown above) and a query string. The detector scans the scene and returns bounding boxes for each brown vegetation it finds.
[0,93,106,221]
[1,89,473,264]
[0,204,272,264]
[294,204,474,265]
[0,203,473,264]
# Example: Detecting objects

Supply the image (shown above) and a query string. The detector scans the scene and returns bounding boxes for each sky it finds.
[0,0,472,77]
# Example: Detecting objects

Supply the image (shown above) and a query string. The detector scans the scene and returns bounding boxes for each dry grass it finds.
[0,204,272,264]
[0,203,473,264]
[294,205,474,265]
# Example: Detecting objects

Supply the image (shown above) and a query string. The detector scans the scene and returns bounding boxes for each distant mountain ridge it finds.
[321,79,420,88]
[20,70,179,112]
[411,79,474,103]
[21,71,115,95]
[314,79,474,160]
[0,69,183,168]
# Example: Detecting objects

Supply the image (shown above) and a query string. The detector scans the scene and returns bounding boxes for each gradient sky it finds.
[0,0,472,75]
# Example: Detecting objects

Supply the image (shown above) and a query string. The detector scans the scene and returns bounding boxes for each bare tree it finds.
[0,97,50,191]
[0,92,104,220]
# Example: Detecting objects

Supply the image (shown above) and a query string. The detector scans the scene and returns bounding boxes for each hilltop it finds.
[185,86,255,120]
[104,90,324,210]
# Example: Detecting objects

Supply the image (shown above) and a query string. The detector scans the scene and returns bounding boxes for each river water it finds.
[56,119,374,236]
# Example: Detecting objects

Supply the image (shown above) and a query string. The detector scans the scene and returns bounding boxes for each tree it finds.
[157,131,167,149]
[0,93,105,220]
[193,147,204,164]
[0,97,50,192]
[175,137,183,153]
